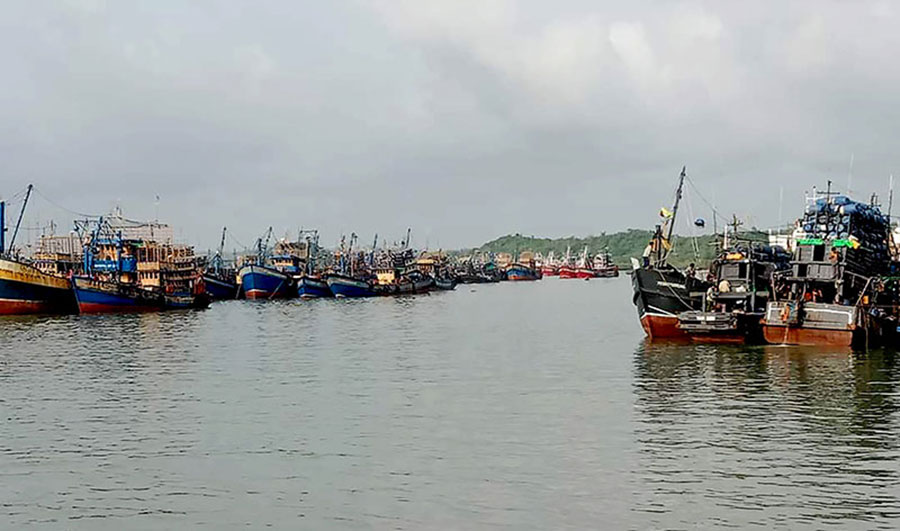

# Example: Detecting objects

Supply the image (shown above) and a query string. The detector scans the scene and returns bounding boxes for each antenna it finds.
[847,153,855,196]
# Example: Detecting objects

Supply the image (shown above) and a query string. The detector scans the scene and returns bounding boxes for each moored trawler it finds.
[761,187,900,347]
[237,229,301,300]
[676,240,791,343]
[506,251,541,281]
[239,264,294,299]
[71,213,209,313]
[631,167,711,339]
[203,227,239,300]
[0,190,78,315]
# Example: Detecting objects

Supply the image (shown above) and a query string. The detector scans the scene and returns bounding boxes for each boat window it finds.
[813,245,825,262]
[738,263,748,279]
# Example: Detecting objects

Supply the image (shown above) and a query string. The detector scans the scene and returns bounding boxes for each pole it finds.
[0,200,5,255]
[9,184,33,253]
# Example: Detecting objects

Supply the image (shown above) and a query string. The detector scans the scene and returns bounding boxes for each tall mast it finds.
[662,167,686,262]
[9,184,33,253]
[0,200,5,255]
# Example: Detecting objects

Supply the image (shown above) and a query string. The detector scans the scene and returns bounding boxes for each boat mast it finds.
[8,184,33,254]
[0,199,5,255]
[660,167,686,264]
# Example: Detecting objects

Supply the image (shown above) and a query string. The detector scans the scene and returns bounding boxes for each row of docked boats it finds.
[0,188,209,315]
[632,168,900,348]
[2,186,601,315]
[538,247,619,279]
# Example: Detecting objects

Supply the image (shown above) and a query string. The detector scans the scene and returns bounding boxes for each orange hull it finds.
[762,324,854,347]
[641,314,690,340]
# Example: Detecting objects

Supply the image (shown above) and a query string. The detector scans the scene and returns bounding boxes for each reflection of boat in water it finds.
[631,168,710,339]
[631,338,899,529]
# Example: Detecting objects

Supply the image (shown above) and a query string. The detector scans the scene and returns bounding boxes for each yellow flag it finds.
[659,207,673,219]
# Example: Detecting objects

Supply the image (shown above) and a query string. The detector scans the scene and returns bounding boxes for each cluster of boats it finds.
[1,186,616,316]
[538,247,619,279]
[632,169,900,348]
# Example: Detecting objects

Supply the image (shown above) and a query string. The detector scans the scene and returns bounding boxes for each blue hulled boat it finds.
[297,275,332,298]
[239,264,294,299]
[203,274,239,300]
[325,273,375,298]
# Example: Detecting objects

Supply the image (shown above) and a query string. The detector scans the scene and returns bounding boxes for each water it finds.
[1,278,898,529]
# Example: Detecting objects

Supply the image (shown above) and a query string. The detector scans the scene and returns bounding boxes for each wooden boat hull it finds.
[326,274,375,298]
[506,264,541,281]
[540,266,558,276]
[239,265,294,300]
[558,266,577,279]
[296,276,333,299]
[202,274,239,300]
[575,268,594,279]
[72,277,164,313]
[0,258,76,315]
[434,277,457,290]
[762,324,854,347]
[594,267,619,278]
[632,266,707,339]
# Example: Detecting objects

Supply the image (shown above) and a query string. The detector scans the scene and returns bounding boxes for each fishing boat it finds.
[72,215,209,313]
[677,237,791,343]
[203,227,239,300]
[237,229,298,300]
[325,273,376,298]
[574,247,594,279]
[326,233,376,298]
[0,188,78,315]
[239,264,294,299]
[506,251,542,281]
[761,186,900,347]
[631,167,711,339]
[294,230,333,299]
[592,249,619,278]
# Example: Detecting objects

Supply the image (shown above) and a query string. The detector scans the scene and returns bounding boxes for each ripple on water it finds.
[0,279,898,529]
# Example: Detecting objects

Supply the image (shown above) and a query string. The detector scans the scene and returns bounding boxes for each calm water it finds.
[1,278,898,529]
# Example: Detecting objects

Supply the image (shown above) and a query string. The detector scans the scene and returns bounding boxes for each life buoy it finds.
[165,284,175,294]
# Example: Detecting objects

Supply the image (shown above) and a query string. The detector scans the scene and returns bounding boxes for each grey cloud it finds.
[3,1,900,250]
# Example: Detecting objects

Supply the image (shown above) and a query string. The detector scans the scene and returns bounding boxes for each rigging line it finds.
[31,187,101,219]
[685,175,726,223]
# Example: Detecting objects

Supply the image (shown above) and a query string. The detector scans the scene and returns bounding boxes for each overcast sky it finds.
[3,0,900,250]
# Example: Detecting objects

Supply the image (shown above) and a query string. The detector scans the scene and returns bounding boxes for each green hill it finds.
[474,230,769,268]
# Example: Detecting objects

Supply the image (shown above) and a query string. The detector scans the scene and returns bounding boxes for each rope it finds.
[31,187,100,218]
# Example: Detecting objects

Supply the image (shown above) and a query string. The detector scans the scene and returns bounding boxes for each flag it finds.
[659,207,673,219]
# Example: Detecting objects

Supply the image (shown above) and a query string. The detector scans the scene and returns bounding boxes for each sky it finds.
[3,0,900,251]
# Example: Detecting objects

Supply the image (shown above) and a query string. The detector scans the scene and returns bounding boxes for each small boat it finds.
[293,231,333,299]
[296,275,332,299]
[203,227,239,300]
[325,272,376,298]
[539,252,559,276]
[434,275,458,290]
[592,249,619,278]
[506,252,541,281]
[0,188,78,315]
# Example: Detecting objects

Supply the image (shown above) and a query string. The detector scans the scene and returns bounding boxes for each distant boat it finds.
[239,264,294,299]
[506,252,541,281]
[325,272,376,298]
[203,273,239,300]
[203,227,239,300]
[72,276,165,312]
[296,275,332,299]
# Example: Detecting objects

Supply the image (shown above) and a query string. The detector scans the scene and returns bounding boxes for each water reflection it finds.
[633,341,900,530]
